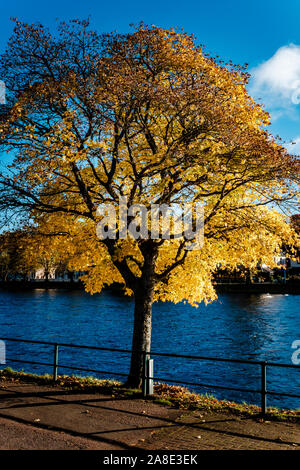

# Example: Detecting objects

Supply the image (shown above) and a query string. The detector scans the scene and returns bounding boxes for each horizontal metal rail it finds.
[1,336,300,414]
[2,336,300,368]
[1,337,133,354]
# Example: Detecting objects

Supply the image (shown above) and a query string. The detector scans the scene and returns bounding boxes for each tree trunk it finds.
[126,245,157,388]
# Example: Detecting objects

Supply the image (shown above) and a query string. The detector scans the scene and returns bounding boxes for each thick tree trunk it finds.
[126,246,157,388]
[127,287,153,388]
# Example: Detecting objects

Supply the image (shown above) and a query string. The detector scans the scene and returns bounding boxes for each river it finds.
[0,288,299,409]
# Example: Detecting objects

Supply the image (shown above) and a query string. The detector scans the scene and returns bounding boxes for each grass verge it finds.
[0,367,299,423]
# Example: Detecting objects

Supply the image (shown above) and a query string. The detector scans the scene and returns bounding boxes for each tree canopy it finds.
[0,20,299,385]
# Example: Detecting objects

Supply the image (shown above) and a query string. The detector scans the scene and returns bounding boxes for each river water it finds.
[0,288,299,409]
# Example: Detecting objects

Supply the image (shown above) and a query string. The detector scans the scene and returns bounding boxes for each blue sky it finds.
[1,0,300,151]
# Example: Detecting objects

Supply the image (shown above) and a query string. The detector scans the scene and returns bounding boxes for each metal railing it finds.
[1,336,300,415]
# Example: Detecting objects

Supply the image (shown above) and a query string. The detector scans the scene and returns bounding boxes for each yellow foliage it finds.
[0,21,299,306]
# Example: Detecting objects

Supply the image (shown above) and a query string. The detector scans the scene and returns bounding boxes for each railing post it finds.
[53,343,59,381]
[142,351,147,397]
[142,352,154,397]
[147,357,154,395]
[261,361,267,416]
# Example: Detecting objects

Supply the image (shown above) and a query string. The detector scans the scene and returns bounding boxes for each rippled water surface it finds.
[0,288,299,409]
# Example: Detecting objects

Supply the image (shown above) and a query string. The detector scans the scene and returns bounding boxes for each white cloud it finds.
[250,44,300,121]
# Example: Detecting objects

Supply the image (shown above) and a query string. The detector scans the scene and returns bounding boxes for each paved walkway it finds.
[0,380,299,450]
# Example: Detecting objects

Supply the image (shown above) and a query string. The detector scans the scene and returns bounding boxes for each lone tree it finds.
[0,20,299,386]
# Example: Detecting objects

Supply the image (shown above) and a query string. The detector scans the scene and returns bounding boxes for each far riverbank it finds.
[0,280,299,294]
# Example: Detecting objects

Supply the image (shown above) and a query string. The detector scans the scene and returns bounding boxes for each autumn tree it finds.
[20,227,71,281]
[0,20,299,386]
[0,228,70,281]
[0,230,33,281]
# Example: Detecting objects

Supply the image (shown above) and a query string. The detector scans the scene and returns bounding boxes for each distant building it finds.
[29,268,85,282]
